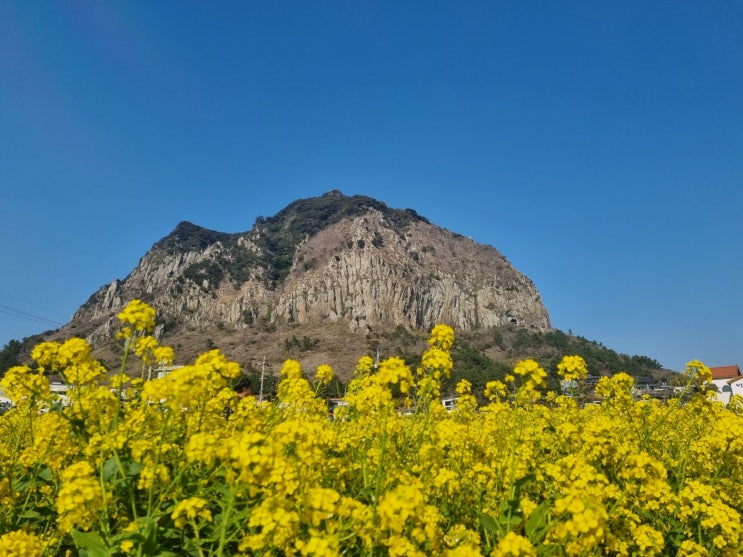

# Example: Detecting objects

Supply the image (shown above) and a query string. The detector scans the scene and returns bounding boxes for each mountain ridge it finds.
[47,191,549,376]
[0,191,666,383]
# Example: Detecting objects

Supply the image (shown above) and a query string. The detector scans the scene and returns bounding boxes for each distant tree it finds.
[444,341,511,400]
[0,339,24,376]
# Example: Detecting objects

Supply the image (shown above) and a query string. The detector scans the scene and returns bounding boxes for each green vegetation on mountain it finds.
[0,334,48,377]
[0,324,666,386]
[155,221,236,255]
[250,190,427,284]
[430,326,664,399]
[174,190,429,290]
[0,339,23,374]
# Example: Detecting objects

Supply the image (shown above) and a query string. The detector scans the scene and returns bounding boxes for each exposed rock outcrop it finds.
[60,192,550,368]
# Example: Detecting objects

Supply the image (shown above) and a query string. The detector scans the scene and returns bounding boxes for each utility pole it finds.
[258,356,267,402]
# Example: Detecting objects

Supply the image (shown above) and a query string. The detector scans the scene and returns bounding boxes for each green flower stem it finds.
[215,488,235,556]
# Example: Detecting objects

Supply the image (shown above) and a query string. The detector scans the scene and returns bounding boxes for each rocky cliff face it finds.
[61,192,550,367]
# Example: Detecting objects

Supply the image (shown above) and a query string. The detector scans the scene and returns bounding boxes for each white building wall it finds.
[712,378,743,405]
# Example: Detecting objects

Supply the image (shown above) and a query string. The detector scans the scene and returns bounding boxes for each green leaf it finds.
[102,457,119,483]
[500,495,521,515]
[37,466,53,482]
[127,461,144,477]
[524,500,551,543]
[70,529,112,557]
[19,509,42,520]
[479,512,499,535]
[495,494,523,530]
[12,478,31,493]
[497,513,522,530]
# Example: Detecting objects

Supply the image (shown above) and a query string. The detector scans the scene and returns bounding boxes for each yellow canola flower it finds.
[315,364,334,384]
[377,482,442,552]
[56,338,107,386]
[677,480,742,552]
[421,347,453,380]
[171,497,212,529]
[153,345,175,365]
[137,462,171,491]
[300,487,341,528]
[378,484,426,534]
[685,359,712,386]
[185,431,226,468]
[31,338,106,385]
[455,379,478,413]
[0,530,46,557]
[377,356,414,393]
[18,411,75,472]
[194,349,241,379]
[676,540,710,557]
[513,359,546,384]
[117,298,156,333]
[557,355,589,382]
[281,359,303,380]
[116,326,133,342]
[549,491,608,556]
[0,365,50,404]
[484,380,508,402]
[134,335,160,364]
[56,337,92,366]
[294,535,341,557]
[429,323,455,351]
[491,531,536,557]
[344,374,394,415]
[30,341,60,369]
[595,372,635,402]
[355,355,375,377]
[242,495,300,553]
[616,452,672,512]
[629,524,665,556]
[510,359,548,403]
[443,524,482,555]
[55,461,104,532]
[276,360,328,417]
[10,314,743,557]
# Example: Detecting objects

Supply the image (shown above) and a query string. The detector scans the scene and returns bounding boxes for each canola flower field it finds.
[0,299,741,556]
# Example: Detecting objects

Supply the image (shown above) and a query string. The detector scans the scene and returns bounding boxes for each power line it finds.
[0,290,68,318]
[0,304,65,327]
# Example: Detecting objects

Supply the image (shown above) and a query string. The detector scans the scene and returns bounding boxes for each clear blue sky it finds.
[1,1,741,372]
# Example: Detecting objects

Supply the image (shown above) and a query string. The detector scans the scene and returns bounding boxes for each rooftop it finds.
[710,365,741,380]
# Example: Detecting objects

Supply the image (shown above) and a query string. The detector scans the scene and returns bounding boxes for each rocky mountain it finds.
[56,191,551,376]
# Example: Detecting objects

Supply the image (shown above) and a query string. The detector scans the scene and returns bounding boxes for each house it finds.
[710,365,743,405]
[326,398,348,420]
[441,397,458,411]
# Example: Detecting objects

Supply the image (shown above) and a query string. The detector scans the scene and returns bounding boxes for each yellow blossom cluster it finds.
[315,363,334,384]
[512,358,547,403]
[684,359,713,387]
[171,496,212,529]
[55,461,104,533]
[116,298,156,334]
[429,323,455,351]
[0,529,46,556]
[1,299,743,556]
[0,365,50,405]
[557,354,589,382]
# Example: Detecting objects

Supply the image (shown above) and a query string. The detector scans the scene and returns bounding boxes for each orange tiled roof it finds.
[710,365,741,380]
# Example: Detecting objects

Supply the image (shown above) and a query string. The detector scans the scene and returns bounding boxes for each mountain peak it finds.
[154,221,235,255]
[62,192,551,372]
[249,192,428,283]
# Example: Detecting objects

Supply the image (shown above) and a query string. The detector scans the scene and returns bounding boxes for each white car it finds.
[0,396,14,413]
